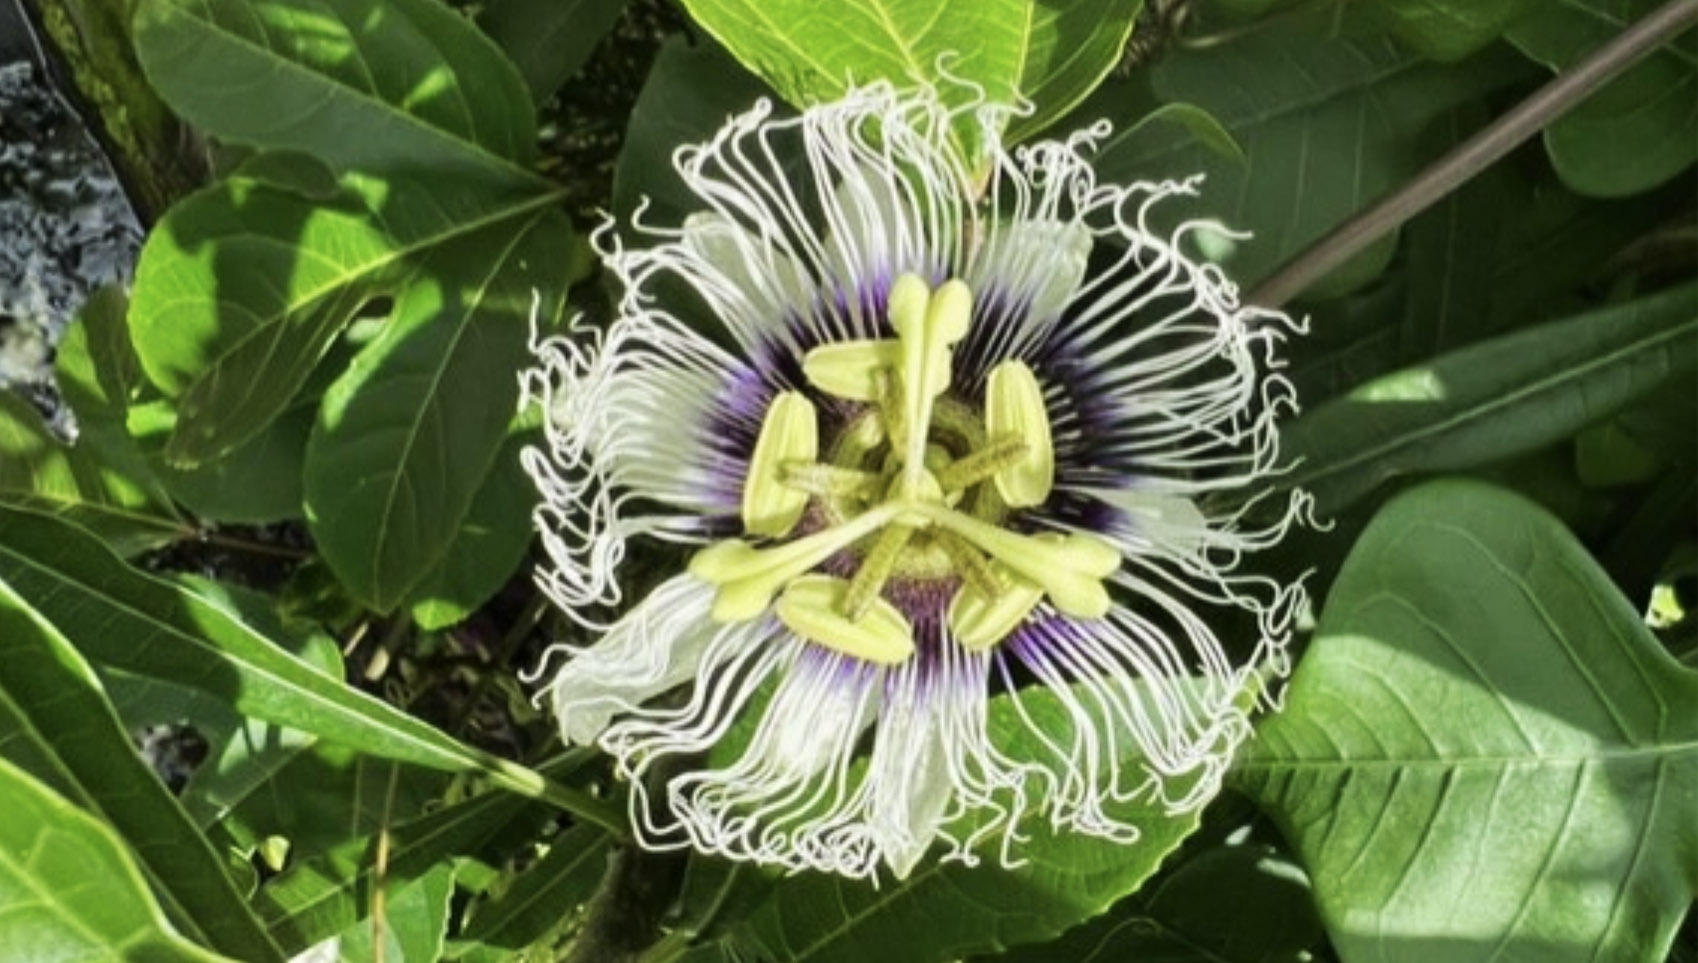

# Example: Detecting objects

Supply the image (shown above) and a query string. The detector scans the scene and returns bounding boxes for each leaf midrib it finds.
[181,187,566,382]
[365,212,546,602]
[157,0,551,186]
[1237,741,1698,774]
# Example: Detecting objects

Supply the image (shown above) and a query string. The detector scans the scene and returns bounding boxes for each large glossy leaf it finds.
[129,0,575,586]
[0,391,184,551]
[406,429,538,630]
[304,208,571,611]
[1094,10,1530,296]
[98,579,348,847]
[126,165,398,465]
[1395,106,1508,358]
[677,0,1137,162]
[0,755,236,963]
[133,0,540,177]
[0,579,286,962]
[1280,282,1698,513]
[677,0,1025,161]
[1212,0,1535,61]
[0,505,569,805]
[1507,0,1698,198]
[1237,480,1698,961]
[1005,0,1143,142]
[143,403,314,523]
[1366,0,1536,61]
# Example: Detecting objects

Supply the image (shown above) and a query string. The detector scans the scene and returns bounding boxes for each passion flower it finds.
[521,81,1308,879]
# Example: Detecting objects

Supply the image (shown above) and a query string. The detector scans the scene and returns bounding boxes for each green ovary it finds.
[690,274,1120,664]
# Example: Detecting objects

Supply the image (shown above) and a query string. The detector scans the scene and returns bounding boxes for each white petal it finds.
[539,575,719,744]
[866,667,957,879]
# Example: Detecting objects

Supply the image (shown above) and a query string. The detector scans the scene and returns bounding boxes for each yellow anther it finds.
[776,575,916,665]
[984,361,1054,508]
[803,340,900,401]
[690,503,899,622]
[948,564,1044,651]
[915,505,1118,620]
[742,392,817,537]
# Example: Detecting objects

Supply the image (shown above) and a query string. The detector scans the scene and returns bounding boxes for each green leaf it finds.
[304,209,571,612]
[1095,11,1531,296]
[129,0,577,566]
[1482,172,1693,335]
[478,0,627,106]
[0,579,286,962]
[1005,0,1143,142]
[714,686,1206,963]
[255,781,541,952]
[989,835,1324,963]
[54,286,154,429]
[407,429,539,629]
[1507,0,1698,198]
[331,862,456,963]
[451,823,614,963]
[1107,100,1246,166]
[0,505,574,805]
[1280,282,1698,513]
[142,403,313,523]
[57,289,304,523]
[0,391,184,552]
[126,163,401,464]
[107,666,438,870]
[1237,480,1698,961]
[1365,0,1537,61]
[0,755,238,963]
[676,0,1030,164]
[1395,104,1508,357]
[132,0,540,177]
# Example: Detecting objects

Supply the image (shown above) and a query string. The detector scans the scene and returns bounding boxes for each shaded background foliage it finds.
[0,0,1693,961]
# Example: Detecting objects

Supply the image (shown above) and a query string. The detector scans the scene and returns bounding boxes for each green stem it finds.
[485,751,630,840]
[1248,0,1698,308]
[189,528,314,561]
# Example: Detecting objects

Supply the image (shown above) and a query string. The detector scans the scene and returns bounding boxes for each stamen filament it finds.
[935,530,1002,600]
[691,502,901,621]
[843,523,915,620]
[781,461,883,500]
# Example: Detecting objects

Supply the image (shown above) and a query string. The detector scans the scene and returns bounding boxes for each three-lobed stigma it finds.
[691,274,1120,663]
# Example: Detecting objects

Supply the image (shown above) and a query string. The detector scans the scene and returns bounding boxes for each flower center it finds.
[690,274,1120,664]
